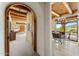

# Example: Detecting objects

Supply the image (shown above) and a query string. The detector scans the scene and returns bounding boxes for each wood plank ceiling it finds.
[51,2,78,18]
[8,4,31,20]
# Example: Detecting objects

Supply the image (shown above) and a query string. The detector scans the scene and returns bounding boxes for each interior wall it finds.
[25,12,33,44]
[25,2,45,55]
[0,3,5,56]
[77,3,79,42]
[0,2,45,56]
[44,2,53,56]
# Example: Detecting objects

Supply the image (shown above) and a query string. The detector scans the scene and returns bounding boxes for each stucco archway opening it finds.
[5,3,37,56]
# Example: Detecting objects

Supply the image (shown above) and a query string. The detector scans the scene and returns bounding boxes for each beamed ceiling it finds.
[8,4,31,21]
[52,2,78,18]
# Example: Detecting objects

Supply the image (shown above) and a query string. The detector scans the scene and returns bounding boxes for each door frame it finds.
[5,2,37,56]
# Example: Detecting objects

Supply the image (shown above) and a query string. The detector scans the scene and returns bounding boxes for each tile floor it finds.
[10,32,34,56]
[52,39,79,56]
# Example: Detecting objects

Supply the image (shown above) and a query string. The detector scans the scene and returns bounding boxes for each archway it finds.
[5,2,37,56]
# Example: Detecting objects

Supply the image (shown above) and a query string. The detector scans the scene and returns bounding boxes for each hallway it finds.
[10,32,34,56]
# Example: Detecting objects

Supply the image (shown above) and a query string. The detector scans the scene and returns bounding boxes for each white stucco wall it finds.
[44,2,53,56]
[0,3,5,56]
[0,2,45,56]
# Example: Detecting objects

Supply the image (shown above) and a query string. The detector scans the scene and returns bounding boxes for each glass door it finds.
[65,19,78,42]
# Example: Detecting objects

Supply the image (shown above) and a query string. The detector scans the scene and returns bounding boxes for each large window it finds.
[53,17,78,42]
[55,23,65,32]
[65,21,77,34]
[55,24,62,32]
[65,19,78,41]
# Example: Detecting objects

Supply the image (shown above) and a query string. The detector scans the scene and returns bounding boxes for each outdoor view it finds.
[55,18,78,41]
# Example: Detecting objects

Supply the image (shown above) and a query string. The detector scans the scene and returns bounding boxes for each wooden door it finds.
[19,24,25,32]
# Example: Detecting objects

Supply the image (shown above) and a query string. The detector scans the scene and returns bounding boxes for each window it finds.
[65,19,78,41]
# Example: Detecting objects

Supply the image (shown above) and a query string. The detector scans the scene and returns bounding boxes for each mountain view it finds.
[55,22,77,33]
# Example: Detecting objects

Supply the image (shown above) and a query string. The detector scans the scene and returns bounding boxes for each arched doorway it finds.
[5,3,37,56]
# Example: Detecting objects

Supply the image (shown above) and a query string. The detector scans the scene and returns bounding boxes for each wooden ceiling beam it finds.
[66,15,78,19]
[52,11,60,17]
[12,4,31,12]
[10,14,26,20]
[9,6,28,13]
[10,12,26,18]
[9,8,27,15]
[11,17,26,20]
[63,2,72,14]
[60,9,77,16]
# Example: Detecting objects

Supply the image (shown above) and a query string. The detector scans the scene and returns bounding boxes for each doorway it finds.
[5,3,37,56]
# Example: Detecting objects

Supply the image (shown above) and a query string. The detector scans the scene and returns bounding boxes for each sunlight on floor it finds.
[52,39,79,56]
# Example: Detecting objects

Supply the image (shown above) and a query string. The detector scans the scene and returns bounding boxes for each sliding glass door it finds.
[65,18,78,42]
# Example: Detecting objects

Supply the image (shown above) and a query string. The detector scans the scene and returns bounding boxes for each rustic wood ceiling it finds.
[52,2,68,16]
[52,2,78,18]
[8,4,30,21]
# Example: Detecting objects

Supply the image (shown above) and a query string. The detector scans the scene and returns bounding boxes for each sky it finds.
[56,22,77,28]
